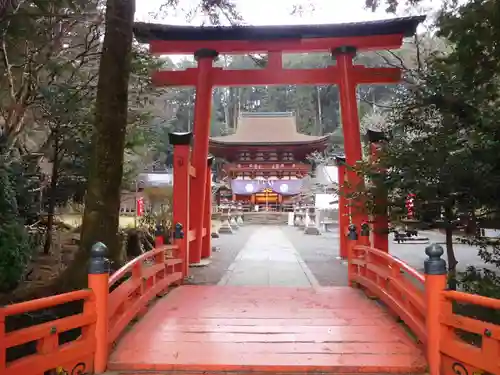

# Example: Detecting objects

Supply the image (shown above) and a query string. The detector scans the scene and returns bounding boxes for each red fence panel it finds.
[1,290,96,375]
[351,244,427,344]
[439,290,500,375]
[107,245,182,345]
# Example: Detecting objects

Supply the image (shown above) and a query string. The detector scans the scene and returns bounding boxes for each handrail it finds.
[351,244,427,345]
[346,235,500,375]
[107,244,182,345]
[108,245,178,287]
[3,290,93,316]
[442,290,500,309]
[355,245,425,284]
[1,290,96,375]
[438,289,500,375]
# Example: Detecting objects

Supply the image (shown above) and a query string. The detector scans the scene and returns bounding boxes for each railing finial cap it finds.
[347,223,358,240]
[91,242,108,258]
[424,243,446,275]
[425,243,444,259]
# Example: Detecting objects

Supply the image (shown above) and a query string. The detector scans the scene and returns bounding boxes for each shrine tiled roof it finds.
[133,16,425,43]
[210,112,330,146]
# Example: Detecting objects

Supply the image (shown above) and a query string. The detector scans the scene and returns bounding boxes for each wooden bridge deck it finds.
[108,285,427,374]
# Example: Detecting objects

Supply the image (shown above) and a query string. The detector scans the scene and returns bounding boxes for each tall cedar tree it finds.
[61,0,135,288]
[81,0,135,263]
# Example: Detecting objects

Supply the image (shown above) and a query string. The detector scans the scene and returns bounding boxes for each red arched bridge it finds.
[2,17,499,375]
[2,224,499,375]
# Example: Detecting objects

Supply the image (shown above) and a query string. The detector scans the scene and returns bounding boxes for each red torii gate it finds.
[134,16,424,265]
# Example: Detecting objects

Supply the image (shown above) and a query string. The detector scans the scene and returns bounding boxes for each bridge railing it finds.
[1,289,97,375]
[350,244,427,344]
[348,226,500,375]
[439,290,500,375]
[91,241,183,372]
[1,238,184,375]
[106,243,182,345]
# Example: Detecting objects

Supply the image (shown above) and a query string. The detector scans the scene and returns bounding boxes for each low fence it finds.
[1,290,96,375]
[348,225,500,375]
[350,244,426,344]
[1,240,183,375]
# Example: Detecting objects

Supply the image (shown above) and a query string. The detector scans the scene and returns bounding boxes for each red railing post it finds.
[88,242,110,374]
[367,130,389,252]
[335,155,349,259]
[202,156,213,259]
[169,132,192,278]
[347,224,358,286]
[424,243,447,375]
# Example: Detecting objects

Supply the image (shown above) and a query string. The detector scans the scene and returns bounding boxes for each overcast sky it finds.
[135,0,433,26]
[135,0,436,61]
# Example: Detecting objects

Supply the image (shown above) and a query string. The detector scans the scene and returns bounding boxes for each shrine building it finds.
[209,112,330,209]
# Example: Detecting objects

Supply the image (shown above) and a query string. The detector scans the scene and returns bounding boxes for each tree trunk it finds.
[60,0,135,289]
[444,203,458,290]
[43,134,60,255]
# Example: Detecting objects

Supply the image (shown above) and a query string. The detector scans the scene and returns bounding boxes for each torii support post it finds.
[169,131,192,278]
[333,46,369,233]
[190,49,218,265]
[367,130,389,252]
[335,155,349,259]
[202,156,214,259]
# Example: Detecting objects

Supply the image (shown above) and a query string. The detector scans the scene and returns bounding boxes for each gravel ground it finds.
[187,226,255,285]
[281,225,348,286]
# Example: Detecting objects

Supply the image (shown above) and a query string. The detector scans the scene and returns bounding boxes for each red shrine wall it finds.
[220,149,311,179]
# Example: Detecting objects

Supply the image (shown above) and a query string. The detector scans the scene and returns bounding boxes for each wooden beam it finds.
[153,66,401,87]
[149,34,404,55]
[351,66,401,84]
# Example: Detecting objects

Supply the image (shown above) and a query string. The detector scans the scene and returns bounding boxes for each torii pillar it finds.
[189,48,218,265]
[333,46,370,233]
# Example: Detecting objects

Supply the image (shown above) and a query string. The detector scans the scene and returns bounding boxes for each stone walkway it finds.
[187,226,254,285]
[218,227,320,287]
[282,226,348,286]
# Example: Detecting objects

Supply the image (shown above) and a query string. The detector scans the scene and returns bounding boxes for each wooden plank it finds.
[109,352,426,373]
[109,285,426,373]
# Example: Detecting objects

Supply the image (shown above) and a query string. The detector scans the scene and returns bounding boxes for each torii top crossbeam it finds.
[134,16,424,54]
[133,16,424,87]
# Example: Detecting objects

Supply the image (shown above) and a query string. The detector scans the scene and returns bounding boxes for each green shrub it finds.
[0,163,33,292]
[0,220,32,292]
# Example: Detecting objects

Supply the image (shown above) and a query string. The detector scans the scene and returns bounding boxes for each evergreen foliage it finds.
[0,158,32,292]
[356,0,500,297]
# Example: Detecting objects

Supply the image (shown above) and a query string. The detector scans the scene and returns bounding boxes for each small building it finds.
[209,112,330,209]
